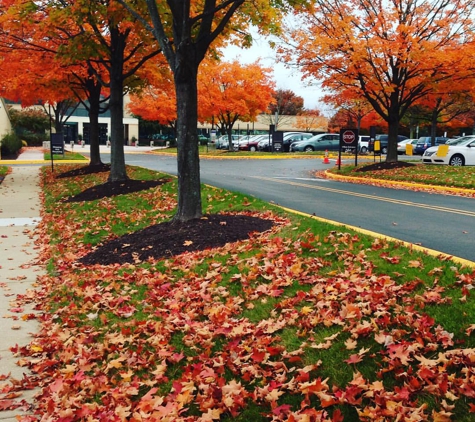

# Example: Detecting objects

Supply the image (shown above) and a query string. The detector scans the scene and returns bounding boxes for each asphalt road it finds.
[108,152,475,263]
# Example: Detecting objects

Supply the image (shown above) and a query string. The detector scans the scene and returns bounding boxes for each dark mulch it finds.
[64,179,170,202]
[355,161,416,172]
[79,214,274,265]
[56,163,111,178]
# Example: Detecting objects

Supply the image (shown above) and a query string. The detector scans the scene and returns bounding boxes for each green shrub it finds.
[18,130,48,146]
[1,133,22,157]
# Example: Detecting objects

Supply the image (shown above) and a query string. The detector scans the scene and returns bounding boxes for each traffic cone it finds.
[335,157,341,166]
[323,150,330,164]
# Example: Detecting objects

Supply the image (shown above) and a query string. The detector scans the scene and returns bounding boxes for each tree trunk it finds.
[386,118,400,163]
[227,125,233,151]
[87,85,103,166]
[430,104,440,146]
[173,61,202,222]
[108,29,127,182]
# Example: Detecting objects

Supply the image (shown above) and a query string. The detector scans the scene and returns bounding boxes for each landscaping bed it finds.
[4,163,475,421]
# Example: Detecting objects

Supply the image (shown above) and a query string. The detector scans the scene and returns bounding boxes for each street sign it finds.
[339,128,358,153]
[272,130,284,152]
[51,133,64,156]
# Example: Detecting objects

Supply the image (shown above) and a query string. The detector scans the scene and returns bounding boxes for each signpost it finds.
[339,128,359,169]
[50,133,64,171]
[272,130,284,152]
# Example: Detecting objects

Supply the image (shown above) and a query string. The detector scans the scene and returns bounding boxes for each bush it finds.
[1,133,22,157]
[17,130,48,146]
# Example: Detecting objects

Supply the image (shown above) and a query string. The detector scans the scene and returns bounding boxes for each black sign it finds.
[339,128,358,153]
[272,131,284,152]
[51,133,64,155]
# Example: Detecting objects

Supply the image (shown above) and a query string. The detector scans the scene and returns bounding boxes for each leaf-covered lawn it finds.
[6,164,475,421]
[329,163,475,192]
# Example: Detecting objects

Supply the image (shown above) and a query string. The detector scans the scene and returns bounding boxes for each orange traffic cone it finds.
[335,157,341,166]
[323,150,330,164]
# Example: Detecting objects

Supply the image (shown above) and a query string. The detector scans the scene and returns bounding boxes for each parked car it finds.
[237,134,268,151]
[422,135,475,166]
[215,135,243,149]
[290,133,340,152]
[397,138,418,155]
[257,132,313,152]
[414,136,449,155]
[358,136,370,153]
[368,134,408,154]
[282,132,313,152]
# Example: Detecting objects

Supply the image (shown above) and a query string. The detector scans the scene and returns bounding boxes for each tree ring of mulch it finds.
[355,161,416,172]
[64,179,170,202]
[56,163,111,178]
[79,214,275,265]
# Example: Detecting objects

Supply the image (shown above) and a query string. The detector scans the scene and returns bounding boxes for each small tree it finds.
[8,107,49,145]
[199,60,275,150]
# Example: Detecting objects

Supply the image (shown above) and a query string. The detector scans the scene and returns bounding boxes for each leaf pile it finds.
[3,164,475,421]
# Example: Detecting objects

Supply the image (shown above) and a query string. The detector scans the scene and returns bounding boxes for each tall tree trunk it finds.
[87,83,103,166]
[173,60,202,222]
[108,74,127,181]
[108,28,127,182]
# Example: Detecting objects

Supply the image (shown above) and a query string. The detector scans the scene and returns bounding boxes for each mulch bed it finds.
[60,161,413,265]
[56,163,111,178]
[63,179,170,202]
[355,161,416,172]
[79,214,275,265]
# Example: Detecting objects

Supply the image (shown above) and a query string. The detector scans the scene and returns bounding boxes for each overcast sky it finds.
[221,33,330,114]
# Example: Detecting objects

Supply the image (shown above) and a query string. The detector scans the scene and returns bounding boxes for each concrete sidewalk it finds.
[0,165,43,421]
[1,144,157,165]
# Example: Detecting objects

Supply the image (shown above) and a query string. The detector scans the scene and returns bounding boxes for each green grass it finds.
[34,162,475,420]
[0,165,8,177]
[330,162,475,190]
[154,145,333,158]
[44,151,88,160]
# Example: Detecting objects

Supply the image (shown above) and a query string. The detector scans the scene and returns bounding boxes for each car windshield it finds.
[447,136,475,145]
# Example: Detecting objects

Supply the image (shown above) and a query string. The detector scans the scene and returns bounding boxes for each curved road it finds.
[109,152,475,263]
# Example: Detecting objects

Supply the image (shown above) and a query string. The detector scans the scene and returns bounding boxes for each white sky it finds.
[221,33,329,113]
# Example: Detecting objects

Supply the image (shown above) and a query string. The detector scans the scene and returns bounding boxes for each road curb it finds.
[324,170,475,196]
[277,205,475,268]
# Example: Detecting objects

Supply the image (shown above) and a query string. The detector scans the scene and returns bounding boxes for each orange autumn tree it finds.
[282,0,475,162]
[199,60,275,150]
[295,109,327,133]
[127,61,177,132]
[0,0,161,173]
[412,75,475,140]
[117,0,291,222]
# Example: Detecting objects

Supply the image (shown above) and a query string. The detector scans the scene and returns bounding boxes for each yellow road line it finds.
[252,176,475,218]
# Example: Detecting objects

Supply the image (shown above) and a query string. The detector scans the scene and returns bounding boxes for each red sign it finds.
[342,130,356,144]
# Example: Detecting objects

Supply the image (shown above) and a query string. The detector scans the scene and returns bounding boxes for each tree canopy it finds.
[282,0,475,161]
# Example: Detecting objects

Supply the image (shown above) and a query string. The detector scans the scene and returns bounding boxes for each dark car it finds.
[368,135,408,154]
[290,133,340,152]
[413,136,449,155]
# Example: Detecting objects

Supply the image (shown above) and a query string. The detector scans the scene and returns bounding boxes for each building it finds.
[197,113,328,135]
[6,96,139,146]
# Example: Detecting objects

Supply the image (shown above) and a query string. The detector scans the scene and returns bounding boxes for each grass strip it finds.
[27,162,475,421]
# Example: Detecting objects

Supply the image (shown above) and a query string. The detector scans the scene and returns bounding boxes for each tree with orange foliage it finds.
[412,75,475,142]
[127,64,177,133]
[323,90,373,133]
[295,109,327,133]
[199,60,275,150]
[0,0,161,180]
[282,0,475,162]
[117,0,290,222]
